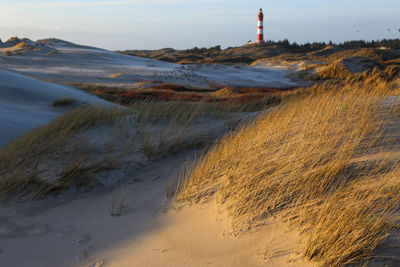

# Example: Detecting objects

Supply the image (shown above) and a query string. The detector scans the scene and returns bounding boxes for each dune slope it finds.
[0,70,104,147]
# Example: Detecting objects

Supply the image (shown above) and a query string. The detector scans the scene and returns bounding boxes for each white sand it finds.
[0,70,105,148]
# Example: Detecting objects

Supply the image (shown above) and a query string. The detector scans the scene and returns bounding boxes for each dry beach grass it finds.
[174,76,400,265]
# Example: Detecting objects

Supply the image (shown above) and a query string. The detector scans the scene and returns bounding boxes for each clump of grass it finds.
[52,98,76,107]
[175,78,399,265]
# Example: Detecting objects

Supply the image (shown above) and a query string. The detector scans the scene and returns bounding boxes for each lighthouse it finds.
[257,8,264,44]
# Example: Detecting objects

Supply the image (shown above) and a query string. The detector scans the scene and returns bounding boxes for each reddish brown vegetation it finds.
[78,83,301,106]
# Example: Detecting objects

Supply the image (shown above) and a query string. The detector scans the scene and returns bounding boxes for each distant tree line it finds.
[185,45,222,54]
[185,39,400,54]
[261,38,400,52]
[336,39,400,49]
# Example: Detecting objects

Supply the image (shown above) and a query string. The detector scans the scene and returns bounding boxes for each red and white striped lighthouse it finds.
[257,8,264,44]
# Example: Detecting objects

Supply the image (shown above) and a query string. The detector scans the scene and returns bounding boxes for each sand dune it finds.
[0,38,299,89]
[0,70,104,147]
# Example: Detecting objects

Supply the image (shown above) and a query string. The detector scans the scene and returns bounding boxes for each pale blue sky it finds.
[0,0,399,50]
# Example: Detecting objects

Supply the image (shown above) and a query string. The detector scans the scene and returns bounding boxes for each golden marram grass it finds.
[174,76,400,265]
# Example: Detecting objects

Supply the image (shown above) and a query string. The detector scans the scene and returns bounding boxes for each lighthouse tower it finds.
[257,8,264,44]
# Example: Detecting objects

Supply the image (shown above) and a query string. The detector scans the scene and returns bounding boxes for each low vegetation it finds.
[69,82,301,111]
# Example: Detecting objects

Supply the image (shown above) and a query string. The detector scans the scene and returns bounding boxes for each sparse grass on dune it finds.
[0,100,245,200]
[0,105,129,199]
[0,105,127,170]
[130,100,247,159]
[175,78,400,265]
[0,100,216,174]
